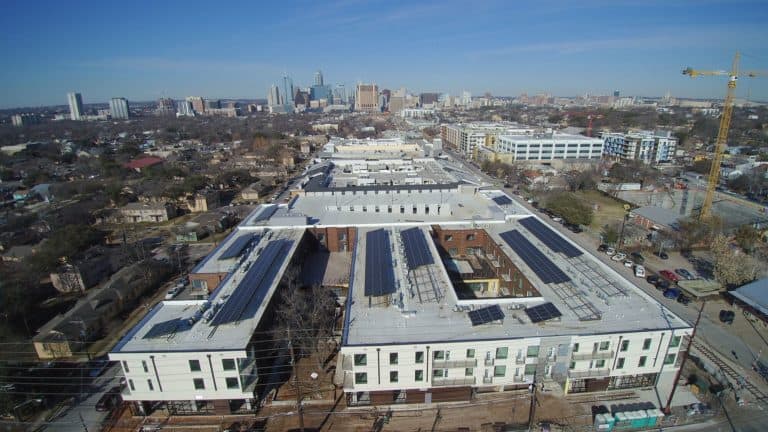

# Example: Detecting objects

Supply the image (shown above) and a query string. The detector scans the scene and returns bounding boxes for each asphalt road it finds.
[45,363,122,432]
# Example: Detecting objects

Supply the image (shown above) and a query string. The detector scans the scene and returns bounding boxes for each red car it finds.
[660,270,680,282]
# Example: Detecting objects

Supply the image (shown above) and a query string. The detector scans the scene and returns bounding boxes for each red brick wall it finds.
[308,227,357,253]
[190,272,228,294]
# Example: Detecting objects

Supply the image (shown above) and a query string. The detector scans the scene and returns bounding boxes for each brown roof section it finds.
[124,156,163,170]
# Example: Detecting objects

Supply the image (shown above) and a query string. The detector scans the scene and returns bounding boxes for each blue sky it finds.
[1,0,768,108]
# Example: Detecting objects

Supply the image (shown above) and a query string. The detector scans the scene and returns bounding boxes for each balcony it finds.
[515,357,525,365]
[433,359,478,369]
[483,376,493,384]
[433,377,476,387]
[484,358,494,366]
[567,368,611,379]
[571,351,614,361]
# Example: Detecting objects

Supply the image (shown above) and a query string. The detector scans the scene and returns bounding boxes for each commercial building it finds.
[440,122,536,159]
[120,202,176,223]
[156,98,175,115]
[602,131,677,164]
[282,75,295,109]
[314,70,324,86]
[485,132,604,165]
[111,149,692,415]
[187,96,205,114]
[177,100,194,117]
[267,85,280,107]
[67,92,84,120]
[109,97,130,120]
[355,83,379,112]
[419,92,439,106]
[11,113,41,127]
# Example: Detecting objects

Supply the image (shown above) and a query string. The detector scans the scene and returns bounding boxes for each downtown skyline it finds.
[1,0,768,109]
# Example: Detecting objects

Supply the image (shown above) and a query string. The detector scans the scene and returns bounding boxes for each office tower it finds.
[267,85,280,107]
[314,70,324,86]
[310,84,332,102]
[419,92,439,106]
[11,113,41,127]
[204,99,220,110]
[177,100,195,116]
[156,98,175,114]
[461,91,472,106]
[333,85,347,104]
[613,90,620,98]
[186,96,205,114]
[355,83,379,112]
[282,75,294,108]
[109,97,130,119]
[67,92,84,120]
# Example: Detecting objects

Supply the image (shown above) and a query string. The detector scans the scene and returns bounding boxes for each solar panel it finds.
[492,195,513,206]
[211,239,292,325]
[519,217,582,258]
[525,302,562,323]
[499,230,571,284]
[253,205,278,222]
[400,228,434,269]
[218,234,258,260]
[468,305,505,326]
[143,318,182,339]
[364,229,396,296]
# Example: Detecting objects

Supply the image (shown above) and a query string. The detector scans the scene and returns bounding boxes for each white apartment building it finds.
[492,132,604,162]
[440,122,536,159]
[602,131,677,164]
[111,154,692,415]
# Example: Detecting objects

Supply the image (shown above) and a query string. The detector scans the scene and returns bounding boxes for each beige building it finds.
[121,202,176,223]
[355,83,379,112]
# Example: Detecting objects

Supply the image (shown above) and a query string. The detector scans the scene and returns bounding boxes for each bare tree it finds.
[711,234,760,288]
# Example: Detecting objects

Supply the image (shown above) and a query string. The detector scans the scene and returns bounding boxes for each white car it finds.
[165,286,181,300]
[611,252,626,262]
[635,265,646,278]
[623,260,634,268]
[605,247,616,256]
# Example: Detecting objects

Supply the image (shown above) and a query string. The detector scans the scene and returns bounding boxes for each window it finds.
[122,361,129,372]
[415,370,424,381]
[599,341,610,351]
[465,368,474,376]
[445,235,453,242]
[572,343,579,353]
[389,352,398,365]
[620,340,629,352]
[193,378,205,390]
[494,365,506,377]
[433,350,445,360]
[142,360,148,373]
[466,349,475,358]
[595,359,606,368]
[189,359,201,372]
[524,364,536,375]
[495,347,508,359]
[638,356,647,367]
[222,359,236,371]
[664,354,676,365]
[354,372,367,384]
[670,336,682,348]
[415,351,424,363]
[527,346,540,357]
[354,354,367,366]
[128,379,135,391]
[226,377,239,389]
[147,379,154,391]
[617,358,625,369]
[569,362,576,370]
[389,371,399,383]
[466,234,476,241]
[643,338,652,350]
[433,369,446,378]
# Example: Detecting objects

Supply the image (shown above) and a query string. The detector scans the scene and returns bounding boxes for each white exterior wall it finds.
[496,136,603,161]
[110,350,255,402]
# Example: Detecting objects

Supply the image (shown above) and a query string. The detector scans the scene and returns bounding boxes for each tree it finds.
[710,234,759,288]
[545,192,593,226]
[690,160,712,175]
[601,224,619,245]
[676,216,722,250]
[734,224,760,253]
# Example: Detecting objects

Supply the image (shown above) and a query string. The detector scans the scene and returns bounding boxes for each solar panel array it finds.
[525,302,563,323]
[492,195,513,206]
[499,230,571,284]
[211,239,292,325]
[400,228,434,270]
[364,229,396,296]
[519,217,583,258]
[252,205,278,223]
[218,234,258,260]
[143,318,182,339]
[468,305,505,326]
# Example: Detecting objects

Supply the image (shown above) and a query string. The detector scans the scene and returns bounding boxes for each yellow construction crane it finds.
[682,52,766,220]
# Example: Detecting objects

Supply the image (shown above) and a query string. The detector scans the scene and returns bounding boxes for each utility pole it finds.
[78,412,89,432]
[288,328,305,432]
[527,371,538,432]
[665,300,705,413]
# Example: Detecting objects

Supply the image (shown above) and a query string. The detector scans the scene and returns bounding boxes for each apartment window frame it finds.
[599,341,610,351]
[494,365,506,377]
[389,371,399,383]
[415,370,424,381]
[193,378,205,390]
[620,340,629,352]
[122,361,130,372]
[433,350,445,360]
[664,354,676,365]
[128,379,135,391]
[638,356,647,367]
[415,351,424,364]
[572,343,579,353]
[643,338,652,350]
[466,349,475,358]
[617,358,626,369]
[225,377,239,389]
[465,367,474,376]
[354,354,367,366]
[495,347,508,359]
[222,359,236,371]
[670,336,682,348]
[189,359,202,372]
[142,360,148,373]
[354,372,368,384]
[147,379,154,391]
[595,359,606,368]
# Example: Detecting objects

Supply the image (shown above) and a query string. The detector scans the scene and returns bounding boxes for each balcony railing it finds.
[482,376,493,384]
[567,368,611,379]
[432,377,476,387]
[571,350,614,361]
[515,357,525,365]
[433,359,478,369]
[484,358,494,366]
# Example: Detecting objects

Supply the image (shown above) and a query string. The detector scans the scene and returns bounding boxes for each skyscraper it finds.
[333,85,347,104]
[267,84,281,107]
[109,97,130,119]
[461,91,472,107]
[355,83,379,112]
[187,96,205,114]
[177,100,194,117]
[282,75,294,109]
[156,98,175,115]
[67,92,84,120]
[314,70,324,86]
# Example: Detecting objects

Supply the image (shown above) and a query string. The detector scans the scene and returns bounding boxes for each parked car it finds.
[677,294,691,305]
[565,223,583,233]
[605,247,616,256]
[675,268,695,280]
[552,216,563,223]
[611,252,627,262]
[654,251,669,260]
[635,265,646,278]
[630,252,645,264]
[719,310,735,324]
[663,288,681,299]
[165,286,182,300]
[646,274,659,285]
[657,279,671,291]
[598,244,609,252]
[623,259,634,268]
[659,270,680,282]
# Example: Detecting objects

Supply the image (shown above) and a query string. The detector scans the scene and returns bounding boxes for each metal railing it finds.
[432,377,476,387]
[572,350,614,361]
[433,359,478,368]
[567,368,610,379]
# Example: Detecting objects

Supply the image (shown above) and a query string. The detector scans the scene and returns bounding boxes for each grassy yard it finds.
[574,190,628,230]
